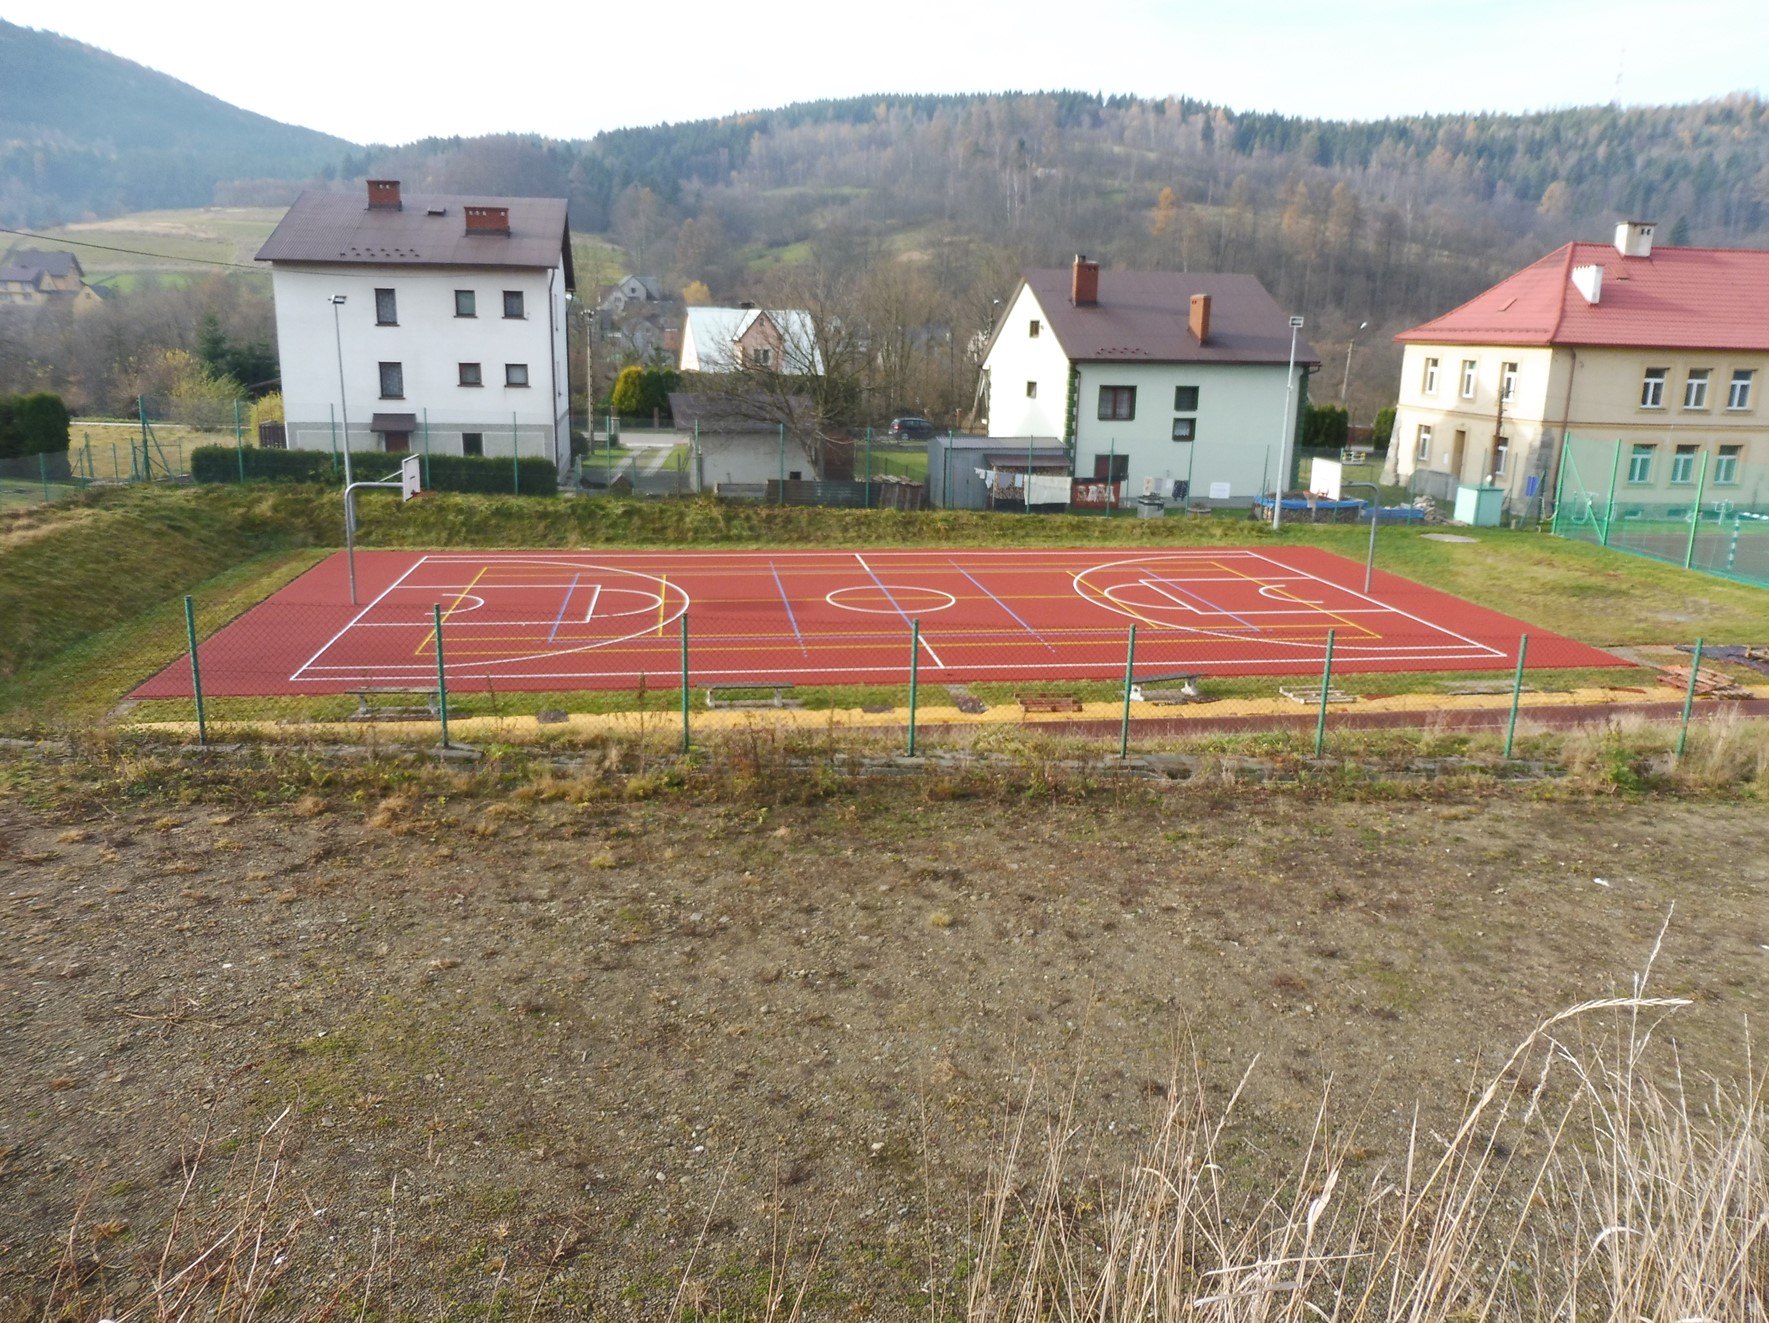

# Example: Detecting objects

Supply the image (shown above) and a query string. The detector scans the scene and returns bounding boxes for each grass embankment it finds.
[4,482,1769,737]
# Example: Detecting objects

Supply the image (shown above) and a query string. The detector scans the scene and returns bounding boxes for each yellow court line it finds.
[1207,561,1379,640]
[417,564,491,654]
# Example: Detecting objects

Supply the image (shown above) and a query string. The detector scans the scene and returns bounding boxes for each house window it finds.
[1670,444,1699,484]
[1025,381,1037,398]
[505,363,529,387]
[1715,444,1741,484]
[375,288,397,325]
[1416,424,1433,463]
[749,346,773,367]
[1422,357,1439,394]
[1172,418,1196,441]
[455,290,476,318]
[1627,443,1655,483]
[459,362,482,387]
[378,361,404,398]
[1727,370,1753,410]
[1029,319,1040,338]
[1500,362,1517,402]
[1097,386,1136,420]
[503,290,525,319]
[1092,453,1129,481]
[1683,369,1710,409]
[462,432,484,457]
[1640,368,1667,408]
[1491,436,1508,477]
[1459,360,1477,399]
[1174,385,1199,411]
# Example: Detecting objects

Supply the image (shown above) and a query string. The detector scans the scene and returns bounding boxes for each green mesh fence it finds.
[1552,434,1769,588]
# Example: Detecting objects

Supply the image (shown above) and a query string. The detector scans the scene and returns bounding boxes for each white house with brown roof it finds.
[982,257,1319,504]
[679,305,821,375]
[1391,221,1769,517]
[256,180,574,470]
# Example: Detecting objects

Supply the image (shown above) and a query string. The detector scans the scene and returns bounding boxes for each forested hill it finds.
[0,19,355,226]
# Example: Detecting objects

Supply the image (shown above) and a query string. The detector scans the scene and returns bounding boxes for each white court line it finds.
[1246,551,1506,660]
[583,583,602,622]
[854,552,946,668]
[290,554,429,681]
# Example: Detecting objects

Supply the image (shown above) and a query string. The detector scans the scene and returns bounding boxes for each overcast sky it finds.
[8,0,1768,146]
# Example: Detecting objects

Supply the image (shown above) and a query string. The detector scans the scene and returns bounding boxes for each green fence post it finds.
[680,614,691,754]
[184,595,207,746]
[111,442,119,481]
[235,399,245,483]
[1676,637,1704,759]
[434,604,450,750]
[1550,433,1570,535]
[1683,450,1710,569]
[907,620,920,757]
[422,409,432,488]
[864,427,872,507]
[1314,628,1336,757]
[1108,439,1116,515]
[778,424,786,505]
[1600,438,1623,547]
[1503,633,1529,759]
[512,413,520,494]
[1119,624,1137,759]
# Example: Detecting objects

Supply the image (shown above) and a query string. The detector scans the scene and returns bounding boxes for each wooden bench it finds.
[1129,672,1206,704]
[346,687,441,720]
[706,683,801,709]
[1018,692,1083,713]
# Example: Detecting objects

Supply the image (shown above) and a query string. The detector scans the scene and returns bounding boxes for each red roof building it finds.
[1389,223,1769,520]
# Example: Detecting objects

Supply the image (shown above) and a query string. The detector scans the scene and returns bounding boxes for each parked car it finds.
[889,416,936,441]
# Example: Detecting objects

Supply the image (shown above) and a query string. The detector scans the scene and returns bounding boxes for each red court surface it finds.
[134,547,1627,699]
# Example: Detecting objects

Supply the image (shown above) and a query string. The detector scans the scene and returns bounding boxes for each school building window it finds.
[1415,424,1433,463]
[1640,368,1666,408]
[1714,445,1741,484]
[1627,443,1655,483]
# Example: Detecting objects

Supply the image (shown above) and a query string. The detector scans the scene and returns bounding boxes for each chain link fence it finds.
[83,549,1761,763]
[1554,433,1769,588]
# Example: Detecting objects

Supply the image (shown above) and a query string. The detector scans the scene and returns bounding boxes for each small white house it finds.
[981,257,1319,504]
[257,180,574,471]
[679,305,821,375]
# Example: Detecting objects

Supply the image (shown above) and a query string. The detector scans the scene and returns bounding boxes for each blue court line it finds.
[951,562,1056,652]
[548,571,582,642]
[1145,574,1262,631]
[770,561,808,654]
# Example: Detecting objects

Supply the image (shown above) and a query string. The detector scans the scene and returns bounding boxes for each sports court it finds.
[133,547,1625,700]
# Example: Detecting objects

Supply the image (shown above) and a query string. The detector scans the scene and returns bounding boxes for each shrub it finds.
[190,446,557,495]
[0,392,71,458]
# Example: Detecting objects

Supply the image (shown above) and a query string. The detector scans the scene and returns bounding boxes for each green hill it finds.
[0,19,357,227]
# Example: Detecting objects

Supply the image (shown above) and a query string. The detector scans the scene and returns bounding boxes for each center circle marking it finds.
[827,585,957,614]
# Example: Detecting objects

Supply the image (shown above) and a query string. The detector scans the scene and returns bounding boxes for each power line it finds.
[0,225,262,271]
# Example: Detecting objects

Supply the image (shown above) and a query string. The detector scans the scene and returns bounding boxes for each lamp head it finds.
[330,294,347,305]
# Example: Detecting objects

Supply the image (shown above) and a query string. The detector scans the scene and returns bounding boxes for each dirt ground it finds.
[3,767,1767,1319]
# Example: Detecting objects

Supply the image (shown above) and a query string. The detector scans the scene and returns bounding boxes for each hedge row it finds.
[0,393,71,459]
[190,446,557,496]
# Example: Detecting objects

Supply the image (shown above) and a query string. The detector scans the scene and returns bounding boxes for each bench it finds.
[1017,692,1083,713]
[706,683,801,710]
[1279,685,1356,705]
[346,687,441,720]
[1129,672,1206,704]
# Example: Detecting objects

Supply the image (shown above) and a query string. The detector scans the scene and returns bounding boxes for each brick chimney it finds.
[367,179,402,210]
[1071,254,1099,306]
[464,205,511,236]
[1189,293,1212,344]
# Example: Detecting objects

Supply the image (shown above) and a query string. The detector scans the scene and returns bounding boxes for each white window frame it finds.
[1627,443,1655,484]
[1422,357,1439,395]
[1500,362,1517,402]
[1714,445,1741,484]
[1459,359,1477,399]
[1640,368,1666,409]
[1683,369,1710,410]
[1491,436,1508,477]
[1670,444,1698,484]
[1727,370,1753,410]
[1416,423,1433,463]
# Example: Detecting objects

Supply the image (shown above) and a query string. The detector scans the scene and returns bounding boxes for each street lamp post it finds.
[330,294,366,604]
[1271,315,1305,532]
[1341,320,1369,404]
